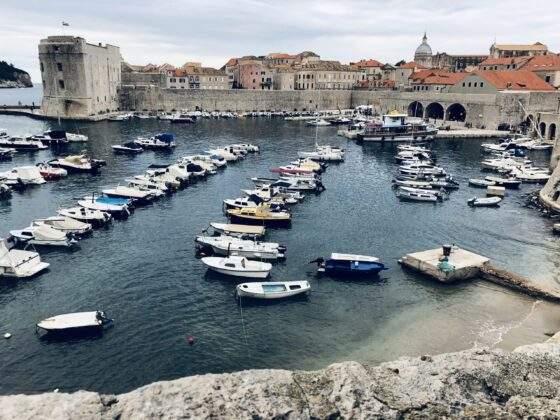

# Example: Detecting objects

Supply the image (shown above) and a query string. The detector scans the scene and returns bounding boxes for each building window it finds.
[468,82,471,87]
[53,46,59,52]
[57,63,63,71]
[474,82,477,87]
[58,79,65,89]
[170,78,176,82]
[546,75,551,83]
[179,78,185,83]
[462,82,465,87]
[40,62,44,72]
[480,82,484,87]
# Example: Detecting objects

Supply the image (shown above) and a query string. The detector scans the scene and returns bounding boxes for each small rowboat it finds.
[112,142,144,154]
[208,222,265,239]
[236,281,310,299]
[36,311,112,333]
[467,196,502,207]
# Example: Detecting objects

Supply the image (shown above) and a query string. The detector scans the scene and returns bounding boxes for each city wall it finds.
[119,86,560,129]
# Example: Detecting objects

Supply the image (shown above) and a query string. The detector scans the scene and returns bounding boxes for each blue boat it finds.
[311,253,387,276]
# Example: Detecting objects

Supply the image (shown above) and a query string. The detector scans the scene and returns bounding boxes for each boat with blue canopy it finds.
[310,253,387,276]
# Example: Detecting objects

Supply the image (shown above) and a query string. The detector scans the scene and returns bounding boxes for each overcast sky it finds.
[2,0,559,82]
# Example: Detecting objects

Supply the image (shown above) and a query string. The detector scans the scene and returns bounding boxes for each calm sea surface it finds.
[1,90,560,395]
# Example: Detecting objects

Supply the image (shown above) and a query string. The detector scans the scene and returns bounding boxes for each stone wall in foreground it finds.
[3,341,560,419]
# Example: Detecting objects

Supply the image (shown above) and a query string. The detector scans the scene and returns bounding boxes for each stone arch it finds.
[407,101,424,117]
[425,102,444,120]
[446,103,467,122]
[549,123,556,140]
[539,121,547,137]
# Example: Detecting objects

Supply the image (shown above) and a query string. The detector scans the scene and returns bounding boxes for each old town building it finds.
[489,42,549,58]
[413,32,433,68]
[410,69,467,92]
[167,63,228,90]
[295,61,361,90]
[520,54,560,88]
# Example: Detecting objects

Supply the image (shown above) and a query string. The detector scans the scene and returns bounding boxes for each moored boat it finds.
[49,154,106,173]
[36,311,112,333]
[467,196,502,207]
[0,238,50,278]
[236,281,310,299]
[58,207,112,226]
[227,205,291,227]
[201,256,272,278]
[311,253,387,276]
[112,142,144,154]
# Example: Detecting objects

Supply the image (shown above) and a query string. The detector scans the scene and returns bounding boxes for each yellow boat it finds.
[227,205,291,227]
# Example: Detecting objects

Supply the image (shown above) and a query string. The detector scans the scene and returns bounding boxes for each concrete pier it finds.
[399,245,560,302]
[436,129,509,139]
[399,246,489,282]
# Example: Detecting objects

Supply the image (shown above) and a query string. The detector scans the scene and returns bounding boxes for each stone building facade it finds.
[167,63,228,90]
[295,61,362,90]
[39,36,121,118]
[490,43,548,58]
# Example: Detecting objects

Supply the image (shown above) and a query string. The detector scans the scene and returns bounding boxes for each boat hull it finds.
[228,214,291,227]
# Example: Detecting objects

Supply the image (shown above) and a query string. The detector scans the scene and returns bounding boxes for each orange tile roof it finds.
[268,53,296,59]
[399,61,426,69]
[474,70,554,91]
[522,54,560,72]
[352,59,383,68]
[480,56,531,66]
[225,58,238,67]
[410,70,468,85]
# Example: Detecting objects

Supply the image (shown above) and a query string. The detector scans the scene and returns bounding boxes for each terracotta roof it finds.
[473,70,554,91]
[225,58,238,67]
[398,61,426,69]
[522,54,560,72]
[410,70,468,85]
[492,42,547,51]
[480,56,531,66]
[267,53,296,59]
[352,59,383,68]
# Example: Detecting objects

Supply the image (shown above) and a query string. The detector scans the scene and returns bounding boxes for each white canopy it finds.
[330,253,379,262]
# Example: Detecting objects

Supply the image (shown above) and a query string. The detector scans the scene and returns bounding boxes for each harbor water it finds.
[1,111,559,395]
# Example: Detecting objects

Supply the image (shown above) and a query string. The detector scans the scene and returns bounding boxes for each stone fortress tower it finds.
[414,32,433,68]
[38,36,121,119]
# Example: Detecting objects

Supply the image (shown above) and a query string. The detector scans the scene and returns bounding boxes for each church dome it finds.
[415,33,432,57]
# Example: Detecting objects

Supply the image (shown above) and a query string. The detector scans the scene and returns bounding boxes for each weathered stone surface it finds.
[3,343,560,419]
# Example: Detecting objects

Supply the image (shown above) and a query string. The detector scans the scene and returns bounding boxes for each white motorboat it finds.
[196,235,286,260]
[272,178,323,192]
[236,281,310,300]
[229,143,259,153]
[9,225,78,247]
[33,216,92,236]
[516,139,553,150]
[358,112,437,142]
[112,141,143,154]
[179,157,217,175]
[134,133,176,149]
[139,171,182,189]
[468,178,495,188]
[0,136,47,150]
[108,113,132,121]
[484,176,521,189]
[397,145,431,153]
[397,189,438,202]
[223,195,265,210]
[66,132,88,142]
[242,185,276,200]
[0,166,46,185]
[306,119,331,126]
[207,223,265,239]
[398,186,446,200]
[36,311,112,332]
[201,256,272,278]
[399,163,446,177]
[126,177,169,193]
[207,148,237,162]
[79,194,131,217]
[199,153,227,167]
[509,167,550,183]
[36,163,67,181]
[468,196,502,207]
[58,207,112,226]
[49,154,105,173]
[0,238,50,278]
[102,186,157,204]
[298,148,344,162]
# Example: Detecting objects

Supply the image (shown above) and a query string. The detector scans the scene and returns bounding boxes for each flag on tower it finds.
[62,21,70,26]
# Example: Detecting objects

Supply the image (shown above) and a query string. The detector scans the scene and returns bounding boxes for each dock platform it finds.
[399,246,489,282]
[436,129,509,139]
[400,245,560,302]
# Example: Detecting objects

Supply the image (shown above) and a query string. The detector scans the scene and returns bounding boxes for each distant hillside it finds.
[0,61,33,88]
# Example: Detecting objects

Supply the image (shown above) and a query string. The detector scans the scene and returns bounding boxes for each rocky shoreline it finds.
[2,338,560,419]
